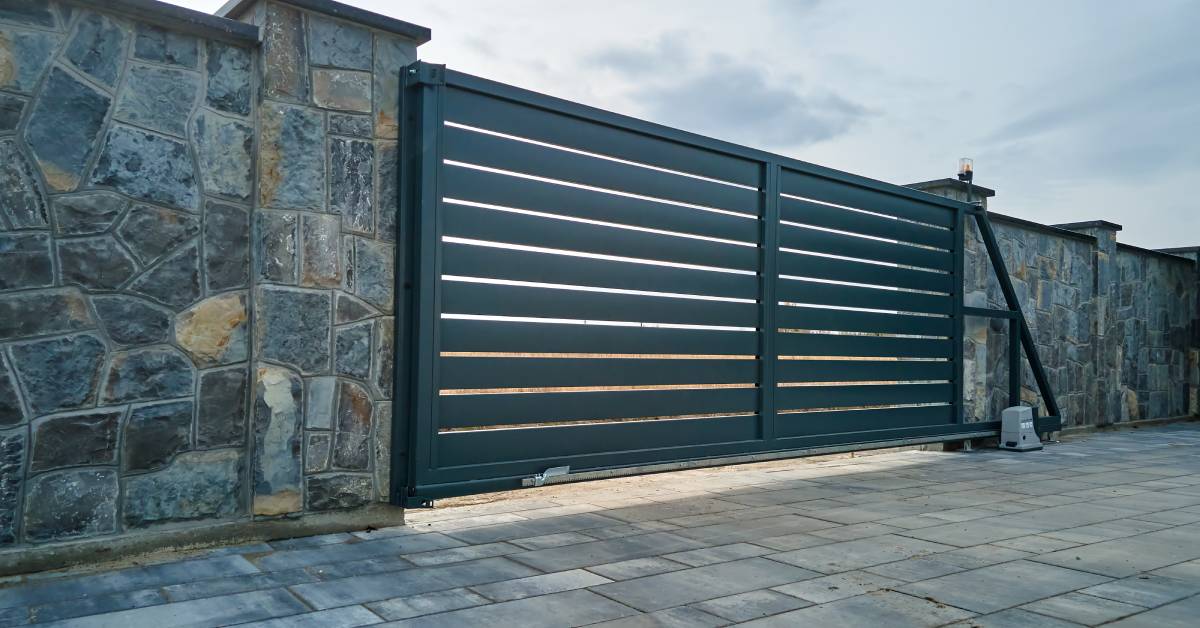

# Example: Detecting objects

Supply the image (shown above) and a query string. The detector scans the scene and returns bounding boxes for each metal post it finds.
[760,163,780,442]
[1008,316,1021,406]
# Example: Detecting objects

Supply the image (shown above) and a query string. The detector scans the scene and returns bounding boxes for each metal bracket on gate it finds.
[402,495,435,508]
[523,466,571,488]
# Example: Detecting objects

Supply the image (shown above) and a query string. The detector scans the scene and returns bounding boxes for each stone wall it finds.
[912,181,1199,428]
[0,0,424,565]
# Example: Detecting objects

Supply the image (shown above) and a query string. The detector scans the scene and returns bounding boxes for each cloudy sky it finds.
[175,0,1199,249]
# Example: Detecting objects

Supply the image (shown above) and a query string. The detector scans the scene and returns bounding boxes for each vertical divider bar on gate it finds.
[393,62,447,507]
[951,205,966,423]
[760,163,781,442]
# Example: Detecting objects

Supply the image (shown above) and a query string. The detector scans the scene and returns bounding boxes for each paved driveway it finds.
[3,424,1200,626]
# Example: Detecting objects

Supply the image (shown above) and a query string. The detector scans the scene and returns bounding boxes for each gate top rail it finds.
[437,66,971,214]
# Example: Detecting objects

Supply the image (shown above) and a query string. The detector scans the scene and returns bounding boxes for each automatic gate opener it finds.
[999,406,1043,452]
[525,466,571,488]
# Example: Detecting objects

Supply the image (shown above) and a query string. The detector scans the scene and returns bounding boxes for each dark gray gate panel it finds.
[394,62,1061,503]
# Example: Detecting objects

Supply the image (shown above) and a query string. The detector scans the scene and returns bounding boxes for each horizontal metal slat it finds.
[780,196,953,249]
[444,166,761,242]
[778,251,951,293]
[776,404,955,438]
[440,387,759,428]
[440,357,759,389]
[436,414,761,467]
[777,332,953,358]
[443,125,758,214]
[442,241,759,300]
[442,281,759,328]
[780,169,956,228]
[777,359,954,383]
[443,202,760,272]
[440,318,758,355]
[445,87,761,187]
[777,305,951,336]
[777,383,952,410]
[780,223,952,271]
[777,280,952,316]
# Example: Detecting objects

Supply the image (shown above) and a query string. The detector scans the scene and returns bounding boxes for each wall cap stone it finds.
[217,0,431,44]
[907,178,996,198]
[70,0,260,45]
[1053,220,1124,232]
[1116,242,1197,264]
[985,211,1097,243]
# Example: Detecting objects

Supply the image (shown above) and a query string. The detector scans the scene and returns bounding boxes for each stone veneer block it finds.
[312,69,372,113]
[0,2,58,29]
[123,400,192,473]
[373,401,392,501]
[29,408,121,472]
[373,316,395,399]
[133,23,197,68]
[259,103,324,210]
[92,294,172,347]
[307,15,372,71]
[51,191,128,236]
[300,213,341,287]
[330,137,374,233]
[175,292,249,367]
[304,376,336,430]
[376,141,398,242]
[90,124,200,211]
[0,356,25,427]
[373,35,417,138]
[204,201,250,291]
[0,138,48,228]
[255,287,331,375]
[23,468,118,542]
[353,237,394,312]
[255,210,299,284]
[306,473,372,511]
[113,64,200,137]
[102,346,194,404]
[123,449,243,527]
[335,292,376,324]
[329,113,372,138]
[0,429,24,545]
[334,322,371,379]
[9,333,105,415]
[205,40,251,116]
[0,92,25,131]
[127,240,202,309]
[198,367,248,447]
[336,380,371,435]
[253,365,303,516]
[192,110,253,200]
[56,235,138,290]
[23,68,110,192]
[305,433,331,473]
[0,233,52,291]
[0,27,61,94]
[64,11,128,88]
[0,288,91,341]
[261,2,309,103]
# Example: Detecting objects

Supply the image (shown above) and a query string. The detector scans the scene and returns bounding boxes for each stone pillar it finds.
[1155,246,1200,416]
[218,0,428,515]
[1055,222,1122,424]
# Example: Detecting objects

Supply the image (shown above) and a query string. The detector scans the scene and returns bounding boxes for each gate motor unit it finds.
[999,406,1042,452]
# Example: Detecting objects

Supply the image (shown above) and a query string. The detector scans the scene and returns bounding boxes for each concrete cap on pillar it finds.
[217,0,432,44]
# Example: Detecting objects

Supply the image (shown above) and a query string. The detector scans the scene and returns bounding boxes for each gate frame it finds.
[391,61,1061,506]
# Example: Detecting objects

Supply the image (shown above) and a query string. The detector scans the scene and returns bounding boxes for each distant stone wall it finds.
[0,0,423,564]
[915,182,1199,428]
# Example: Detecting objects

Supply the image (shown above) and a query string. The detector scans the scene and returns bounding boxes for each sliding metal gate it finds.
[393,62,1060,504]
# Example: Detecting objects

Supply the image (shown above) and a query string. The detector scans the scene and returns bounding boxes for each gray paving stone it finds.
[508,532,596,550]
[671,514,839,545]
[592,556,819,612]
[291,557,540,609]
[508,531,705,572]
[691,589,812,622]
[162,568,317,602]
[1080,574,1200,608]
[368,588,490,621]
[663,542,773,566]
[1033,524,1200,577]
[584,557,689,581]
[37,588,306,628]
[774,533,955,574]
[948,608,1085,628]
[470,568,611,602]
[253,533,465,571]
[1103,594,1200,628]
[28,588,165,624]
[862,556,967,582]
[898,560,1111,613]
[585,605,727,628]
[772,570,903,604]
[404,541,520,567]
[741,590,975,628]
[1020,592,1146,625]
[234,606,381,628]
[375,589,636,627]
